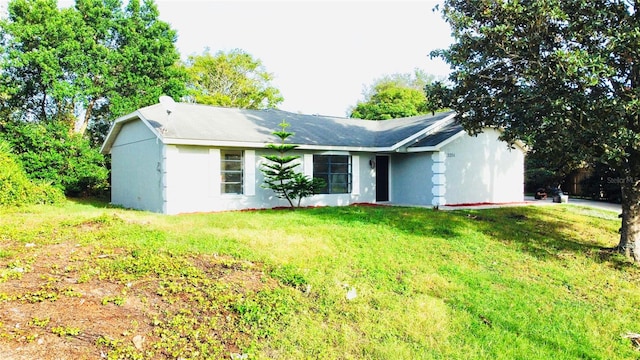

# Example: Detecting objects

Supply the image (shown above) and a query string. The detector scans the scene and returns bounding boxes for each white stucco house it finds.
[100,101,525,214]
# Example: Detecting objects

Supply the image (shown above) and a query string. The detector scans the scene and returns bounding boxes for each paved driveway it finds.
[523,196,621,213]
[439,196,621,213]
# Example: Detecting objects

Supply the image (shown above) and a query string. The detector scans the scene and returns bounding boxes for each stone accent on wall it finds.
[431,152,446,206]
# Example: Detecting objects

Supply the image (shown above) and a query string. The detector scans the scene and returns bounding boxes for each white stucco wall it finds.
[161,147,376,214]
[163,146,266,214]
[109,123,523,213]
[110,120,164,212]
[390,153,435,206]
[440,129,524,205]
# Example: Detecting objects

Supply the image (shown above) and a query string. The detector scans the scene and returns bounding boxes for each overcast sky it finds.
[155,0,453,117]
[0,0,454,117]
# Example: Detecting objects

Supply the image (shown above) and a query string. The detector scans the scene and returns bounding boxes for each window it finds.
[313,155,351,194]
[221,150,243,194]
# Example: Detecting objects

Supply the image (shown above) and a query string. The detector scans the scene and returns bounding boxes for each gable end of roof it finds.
[100,111,161,154]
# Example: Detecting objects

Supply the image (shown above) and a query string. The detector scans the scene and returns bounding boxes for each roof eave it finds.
[162,138,393,153]
[429,130,467,150]
[100,110,167,154]
[491,127,529,153]
[406,127,529,154]
[405,145,441,153]
[296,144,393,152]
[514,139,529,153]
[100,111,144,154]
[387,112,457,151]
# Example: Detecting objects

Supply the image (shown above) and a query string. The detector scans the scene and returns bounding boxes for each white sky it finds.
[155,0,453,117]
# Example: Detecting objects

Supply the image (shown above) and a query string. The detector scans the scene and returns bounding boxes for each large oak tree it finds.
[429,0,640,261]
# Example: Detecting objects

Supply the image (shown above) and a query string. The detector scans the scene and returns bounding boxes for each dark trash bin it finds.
[534,188,547,200]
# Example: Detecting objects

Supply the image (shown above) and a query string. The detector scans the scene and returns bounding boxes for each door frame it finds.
[375,155,390,202]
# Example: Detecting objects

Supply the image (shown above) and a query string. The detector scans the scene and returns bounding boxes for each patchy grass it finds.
[0,199,638,359]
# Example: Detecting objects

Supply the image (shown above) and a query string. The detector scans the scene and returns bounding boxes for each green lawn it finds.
[0,200,638,359]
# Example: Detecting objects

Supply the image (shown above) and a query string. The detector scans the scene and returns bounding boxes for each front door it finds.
[375,155,389,202]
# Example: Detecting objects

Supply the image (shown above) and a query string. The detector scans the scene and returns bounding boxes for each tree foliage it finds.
[0,139,65,206]
[350,69,435,120]
[430,0,640,261]
[261,120,324,209]
[0,120,109,196]
[0,0,185,196]
[0,0,186,143]
[184,49,283,109]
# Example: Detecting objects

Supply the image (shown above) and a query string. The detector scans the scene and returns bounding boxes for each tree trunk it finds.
[279,178,295,209]
[618,0,639,261]
[617,180,640,262]
[77,98,96,135]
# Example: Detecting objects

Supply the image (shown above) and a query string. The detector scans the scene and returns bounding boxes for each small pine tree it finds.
[261,120,324,208]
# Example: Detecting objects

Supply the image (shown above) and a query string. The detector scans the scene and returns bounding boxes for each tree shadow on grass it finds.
[65,197,150,213]
[448,205,634,271]
[60,199,634,271]
[299,204,634,271]
[66,196,115,208]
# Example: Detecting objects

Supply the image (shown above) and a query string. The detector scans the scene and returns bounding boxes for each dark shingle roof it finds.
[140,104,379,147]
[102,102,458,153]
[372,111,454,147]
[409,120,464,148]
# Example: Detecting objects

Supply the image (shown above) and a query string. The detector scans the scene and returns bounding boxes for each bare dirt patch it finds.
[0,240,274,359]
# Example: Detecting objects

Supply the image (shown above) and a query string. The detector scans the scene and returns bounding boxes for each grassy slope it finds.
[0,200,638,359]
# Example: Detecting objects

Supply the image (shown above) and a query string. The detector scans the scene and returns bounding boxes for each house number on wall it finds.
[447,152,456,158]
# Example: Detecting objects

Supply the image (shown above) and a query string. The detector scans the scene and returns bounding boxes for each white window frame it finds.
[220,150,244,194]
